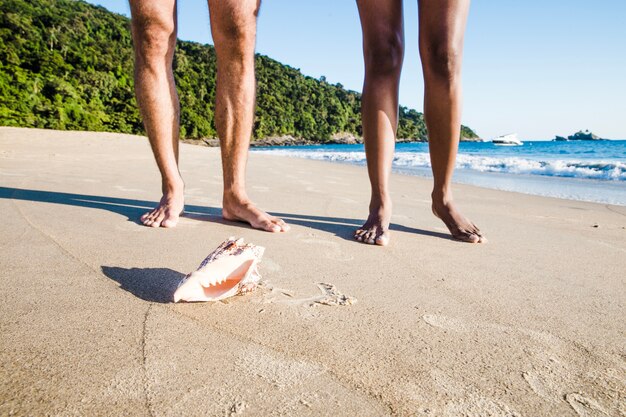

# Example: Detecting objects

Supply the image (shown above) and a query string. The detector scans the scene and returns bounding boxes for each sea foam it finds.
[253,149,626,181]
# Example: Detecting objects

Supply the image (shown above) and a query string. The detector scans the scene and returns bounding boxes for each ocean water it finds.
[252,140,626,205]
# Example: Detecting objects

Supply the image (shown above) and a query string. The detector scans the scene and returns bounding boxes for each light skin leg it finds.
[419,0,484,243]
[130,0,184,228]
[208,0,289,233]
[354,0,405,246]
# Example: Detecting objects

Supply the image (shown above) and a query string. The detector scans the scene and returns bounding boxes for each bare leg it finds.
[130,0,184,228]
[208,0,289,233]
[354,0,404,246]
[419,0,484,243]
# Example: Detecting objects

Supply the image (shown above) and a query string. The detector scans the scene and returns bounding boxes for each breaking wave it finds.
[253,149,626,181]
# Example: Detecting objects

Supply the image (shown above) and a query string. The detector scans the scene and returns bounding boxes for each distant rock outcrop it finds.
[554,130,603,141]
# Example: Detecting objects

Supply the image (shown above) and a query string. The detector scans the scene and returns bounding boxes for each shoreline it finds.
[251,143,626,206]
[182,135,483,147]
[1,127,625,416]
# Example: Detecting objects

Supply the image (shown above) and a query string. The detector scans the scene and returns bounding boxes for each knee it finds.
[212,16,256,58]
[131,17,176,65]
[364,31,404,77]
[421,41,462,81]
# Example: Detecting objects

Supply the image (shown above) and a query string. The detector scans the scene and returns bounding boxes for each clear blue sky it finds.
[89,0,626,140]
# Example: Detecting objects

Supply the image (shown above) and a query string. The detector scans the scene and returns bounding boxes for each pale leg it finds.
[208,0,289,233]
[130,0,184,228]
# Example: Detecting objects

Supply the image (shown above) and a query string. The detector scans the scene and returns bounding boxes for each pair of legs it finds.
[354,0,484,245]
[129,0,288,232]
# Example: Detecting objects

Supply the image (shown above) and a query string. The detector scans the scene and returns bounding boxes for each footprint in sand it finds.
[299,236,353,262]
[423,314,622,415]
[334,196,358,205]
[305,186,320,193]
[183,187,204,196]
[235,345,325,389]
[259,257,281,273]
[114,185,144,193]
[522,371,558,403]
[422,314,472,333]
[429,369,520,417]
[251,185,270,192]
[444,393,521,417]
[565,393,609,417]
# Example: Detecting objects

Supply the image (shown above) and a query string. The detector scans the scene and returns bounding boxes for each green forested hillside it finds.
[0,0,479,142]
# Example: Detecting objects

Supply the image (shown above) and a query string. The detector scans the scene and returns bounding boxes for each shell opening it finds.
[201,259,256,300]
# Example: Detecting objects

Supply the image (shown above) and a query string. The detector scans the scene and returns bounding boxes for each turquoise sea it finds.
[253,140,626,206]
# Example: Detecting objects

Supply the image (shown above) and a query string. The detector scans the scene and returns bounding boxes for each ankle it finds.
[161,176,184,195]
[223,189,249,205]
[370,192,392,207]
[431,189,453,206]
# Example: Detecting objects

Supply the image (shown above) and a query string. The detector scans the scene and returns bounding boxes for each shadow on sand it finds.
[0,186,451,241]
[101,266,184,303]
[2,186,452,302]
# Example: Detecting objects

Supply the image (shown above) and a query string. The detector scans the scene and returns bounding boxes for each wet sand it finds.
[1,127,625,416]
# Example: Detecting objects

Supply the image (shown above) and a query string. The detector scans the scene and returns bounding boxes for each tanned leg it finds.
[130,0,185,228]
[354,0,404,246]
[418,0,484,243]
[207,0,289,233]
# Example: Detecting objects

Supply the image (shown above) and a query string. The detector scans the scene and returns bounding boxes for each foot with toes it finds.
[222,193,289,233]
[355,200,391,246]
[432,195,485,243]
[140,187,185,228]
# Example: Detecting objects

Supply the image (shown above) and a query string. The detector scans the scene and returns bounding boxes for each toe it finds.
[161,213,180,228]
[375,230,390,246]
[143,213,157,227]
[455,230,480,243]
[141,210,155,225]
[260,219,281,233]
[273,218,290,232]
[151,211,166,227]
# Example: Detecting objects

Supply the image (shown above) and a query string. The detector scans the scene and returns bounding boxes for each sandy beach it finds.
[1,127,624,416]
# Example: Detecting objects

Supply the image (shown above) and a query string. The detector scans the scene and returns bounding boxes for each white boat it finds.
[492,133,523,146]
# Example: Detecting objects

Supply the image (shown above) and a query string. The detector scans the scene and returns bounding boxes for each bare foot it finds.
[354,199,391,246]
[140,184,184,228]
[432,196,485,243]
[222,193,289,233]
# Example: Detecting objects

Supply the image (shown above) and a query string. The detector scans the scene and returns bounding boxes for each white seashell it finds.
[173,237,265,302]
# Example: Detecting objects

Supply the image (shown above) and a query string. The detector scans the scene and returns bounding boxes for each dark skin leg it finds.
[354,0,404,246]
[419,0,484,243]
[355,0,484,244]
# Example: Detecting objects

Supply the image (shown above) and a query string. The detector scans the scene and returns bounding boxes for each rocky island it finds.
[554,130,604,141]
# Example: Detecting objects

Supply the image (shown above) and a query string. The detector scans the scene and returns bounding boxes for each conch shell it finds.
[173,237,265,302]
